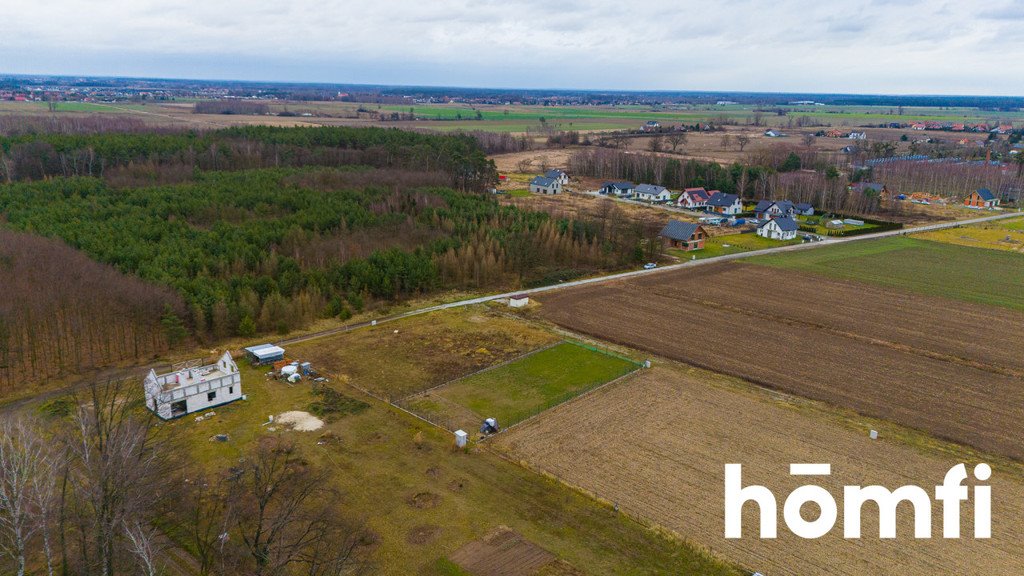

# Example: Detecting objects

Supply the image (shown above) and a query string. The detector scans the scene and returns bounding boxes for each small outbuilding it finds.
[509,294,529,308]
[245,343,286,365]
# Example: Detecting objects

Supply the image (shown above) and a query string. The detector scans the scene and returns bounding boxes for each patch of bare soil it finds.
[449,526,562,576]
[406,491,442,510]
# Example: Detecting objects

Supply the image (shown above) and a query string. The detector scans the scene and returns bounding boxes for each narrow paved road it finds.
[3,209,1019,412]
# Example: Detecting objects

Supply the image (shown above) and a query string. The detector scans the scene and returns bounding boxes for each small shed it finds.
[244,343,285,365]
[454,429,468,448]
[509,294,529,308]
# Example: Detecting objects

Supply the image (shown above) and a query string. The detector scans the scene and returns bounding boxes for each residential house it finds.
[677,187,711,209]
[964,188,999,209]
[659,220,707,251]
[144,352,243,420]
[600,181,636,197]
[764,129,785,138]
[544,169,570,186]
[850,182,887,196]
[529,176,561,195]
[848,132,867,140]
[754,200,796,219]
[910,123,926,130]
[794,202,814,216]
[641,120,661,132]
[756,217,800,241]
[824,129,844,138]
[635,184,671,202]
[706,192,743,215]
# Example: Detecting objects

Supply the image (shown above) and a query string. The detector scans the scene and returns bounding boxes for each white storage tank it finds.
[454,429,468,448]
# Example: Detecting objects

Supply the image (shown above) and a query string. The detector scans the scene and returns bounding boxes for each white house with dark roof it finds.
[635,184,672,202]
[794,202,814,216]
[706,192,743,215]
[529,176,561,195]
[544,169,570,186]
[756,216,800,240]
[754,200,796,220]
[677,187,711,209]
[600,181,636,197]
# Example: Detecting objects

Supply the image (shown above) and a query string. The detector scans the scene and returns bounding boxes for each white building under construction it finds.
[144,352,243,420]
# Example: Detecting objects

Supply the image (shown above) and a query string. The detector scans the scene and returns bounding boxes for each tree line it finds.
[567,148,770,196]
[0,125,496,191]
[0,229,186,395]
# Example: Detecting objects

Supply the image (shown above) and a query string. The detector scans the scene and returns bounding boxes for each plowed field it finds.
[495,366,1024,576]
[535,263,1024,460]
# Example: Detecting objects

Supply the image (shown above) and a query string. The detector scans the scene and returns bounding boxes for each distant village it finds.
[520,165,1007,255]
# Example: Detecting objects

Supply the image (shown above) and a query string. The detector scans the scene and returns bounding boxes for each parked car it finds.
[643,263,657,270]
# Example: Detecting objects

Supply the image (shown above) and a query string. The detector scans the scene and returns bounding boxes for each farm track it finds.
[535,263,1024,460]
[495,366,1024,576]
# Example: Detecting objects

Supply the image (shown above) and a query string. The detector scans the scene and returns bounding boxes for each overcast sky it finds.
[2,0,1021,95]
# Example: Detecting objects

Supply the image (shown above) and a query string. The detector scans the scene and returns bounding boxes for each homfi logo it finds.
[724,463,991,539]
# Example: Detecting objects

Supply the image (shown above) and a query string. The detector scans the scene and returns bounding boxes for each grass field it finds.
[401,341,640,431]
[750,236,1024,311]
[668,231,800,260]
[5,99,1021,135]
[162,309,741,576]
[291,307,559,400]
[915,216,1024,253]
[495,363,1024,576]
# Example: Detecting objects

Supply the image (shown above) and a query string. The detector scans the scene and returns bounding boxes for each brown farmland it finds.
[495,366,1024,576]
[534,263,1024,460]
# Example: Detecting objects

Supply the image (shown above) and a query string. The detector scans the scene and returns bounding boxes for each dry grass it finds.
[291,307,559,401]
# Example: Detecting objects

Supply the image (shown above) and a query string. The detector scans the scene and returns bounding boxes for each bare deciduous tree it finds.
[648,135,664,153]
[666,132,687,153]
[0,417,59,576]
[228,439,366,576]
[736,135,751,152]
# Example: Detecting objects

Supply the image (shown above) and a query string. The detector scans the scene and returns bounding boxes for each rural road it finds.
[3,209,1020,413]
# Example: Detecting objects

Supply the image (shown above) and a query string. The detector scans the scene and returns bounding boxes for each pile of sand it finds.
[275,411,324,432]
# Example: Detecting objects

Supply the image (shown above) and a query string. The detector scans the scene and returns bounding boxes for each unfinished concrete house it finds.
[144,352,243,419]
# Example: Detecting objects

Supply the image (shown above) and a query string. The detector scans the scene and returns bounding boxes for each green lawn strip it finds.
[749,236,1024,311]
[433,342,640,428]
